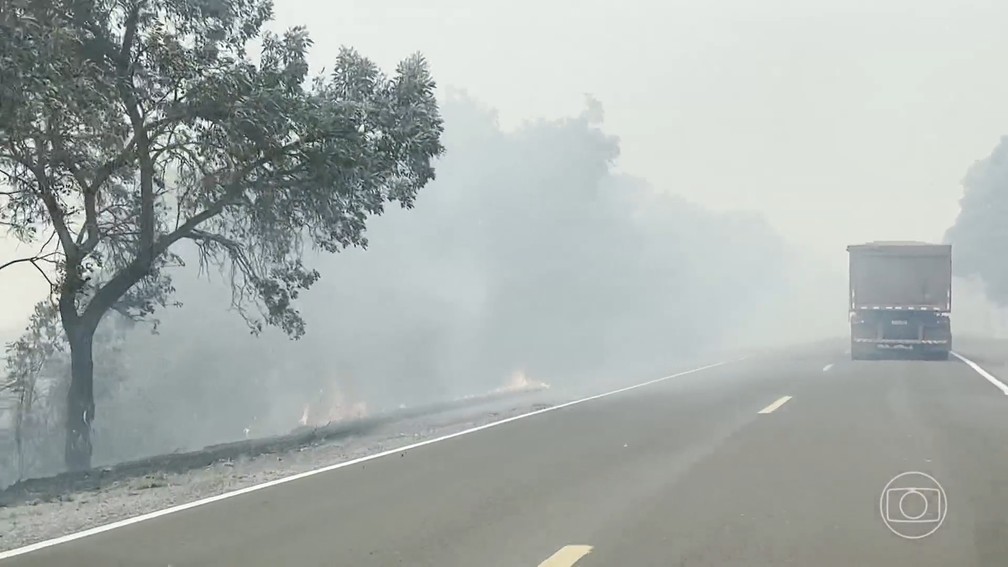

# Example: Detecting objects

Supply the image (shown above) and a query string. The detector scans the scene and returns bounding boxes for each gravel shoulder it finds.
[0,396,553,553]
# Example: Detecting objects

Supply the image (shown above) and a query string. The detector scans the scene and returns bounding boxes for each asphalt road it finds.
[5,339,1008,566]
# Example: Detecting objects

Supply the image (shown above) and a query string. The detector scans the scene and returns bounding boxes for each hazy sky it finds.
[3,0,1007,332]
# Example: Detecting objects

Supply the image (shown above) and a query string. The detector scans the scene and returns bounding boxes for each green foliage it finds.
[3,300,61,390]
[1,0,443,469]
[0,0,445,337]
[1,299,139,483]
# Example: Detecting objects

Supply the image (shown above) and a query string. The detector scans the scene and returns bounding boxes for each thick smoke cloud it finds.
[6,92,825,478]
[945,135,1008,302]
[939,135,1008,338]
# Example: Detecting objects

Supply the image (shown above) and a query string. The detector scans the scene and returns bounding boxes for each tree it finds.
[0,0,445,471]
[945,136,1008,303]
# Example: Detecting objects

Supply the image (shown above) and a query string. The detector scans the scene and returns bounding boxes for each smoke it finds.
[5,91,838,474]
[951,276,1008,339]
[945,135,1008,302]
[941,135,1008,336]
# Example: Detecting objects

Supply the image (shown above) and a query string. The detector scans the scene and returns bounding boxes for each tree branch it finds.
[76,131,307,330]
[78,188,100,251]
[78,188,238,330]
[0,256,39,272]
[156,193,234,255]
[38,227,59,255]
[156,139,310,254]
[89,135,137,191]
[187,229,254,274]
[120,2,142,65]
[31,166,77,259]
[0,255,58,291]
[90,1,154,261]
[48,120,137,253]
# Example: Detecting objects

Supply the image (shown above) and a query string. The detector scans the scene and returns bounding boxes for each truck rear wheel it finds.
[851,344,872,361]
[927,350,950,361]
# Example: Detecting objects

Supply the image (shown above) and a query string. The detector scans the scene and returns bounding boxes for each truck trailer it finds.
[847,241,952,360]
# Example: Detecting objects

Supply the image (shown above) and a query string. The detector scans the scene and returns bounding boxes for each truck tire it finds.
[851,344,870,361]
[929,350,950,361]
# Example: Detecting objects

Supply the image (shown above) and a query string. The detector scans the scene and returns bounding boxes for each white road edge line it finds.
[0,360,734,561]
[951,352,1008,396]
[758,395,793,414]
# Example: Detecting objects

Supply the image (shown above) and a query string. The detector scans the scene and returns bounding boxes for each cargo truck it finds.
[847,241,952,360]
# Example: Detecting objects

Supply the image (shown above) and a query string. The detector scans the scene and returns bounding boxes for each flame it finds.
[298,386,368,427]
[495,369,550,394]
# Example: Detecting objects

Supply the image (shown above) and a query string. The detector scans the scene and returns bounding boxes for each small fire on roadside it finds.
[298,387,368,427]
[495,369,550,393]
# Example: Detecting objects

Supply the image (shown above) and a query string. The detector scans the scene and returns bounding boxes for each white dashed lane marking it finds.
[758,396,793,414]
[538,545,593,566]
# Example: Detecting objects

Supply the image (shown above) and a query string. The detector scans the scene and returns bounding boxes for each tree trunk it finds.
[65,327,96,472]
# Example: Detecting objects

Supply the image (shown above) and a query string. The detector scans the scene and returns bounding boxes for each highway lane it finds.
[586,350,1007,565]
[3,341,1008,566]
